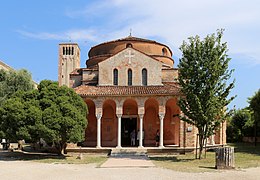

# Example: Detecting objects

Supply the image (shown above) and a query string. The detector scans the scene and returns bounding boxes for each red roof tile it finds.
[74,82,180,97]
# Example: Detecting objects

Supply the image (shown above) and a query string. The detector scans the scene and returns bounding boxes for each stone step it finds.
[110,148,147,157]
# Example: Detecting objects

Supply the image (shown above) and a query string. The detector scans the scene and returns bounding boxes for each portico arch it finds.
[84,99,97,147]
[121,99,138,146]
[144,98,159,146]
[102,99,117,147]
[165,98,180,145]
[123,99,138,116]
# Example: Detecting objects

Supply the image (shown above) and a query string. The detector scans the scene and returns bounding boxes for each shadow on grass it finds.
[149,156,195,163]
[150,156,217,171]
[0,151,65,161]
[229,142,260,156]
[198,166,216,170]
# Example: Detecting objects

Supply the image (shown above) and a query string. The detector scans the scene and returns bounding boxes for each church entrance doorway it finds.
[121,118,137,147]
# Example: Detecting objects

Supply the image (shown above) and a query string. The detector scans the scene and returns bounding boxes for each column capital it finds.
[117,114,122,118]
[96,113,102,119]
[159,113,164,120]
[139,114,144,119]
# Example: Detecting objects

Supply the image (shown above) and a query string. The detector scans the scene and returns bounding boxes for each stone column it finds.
[116,114,122,148]
[96,114,102,148]
[139,114,144,148]
[159,114,164,148]
[179,120,184,147]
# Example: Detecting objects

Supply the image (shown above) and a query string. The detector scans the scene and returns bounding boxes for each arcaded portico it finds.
[58,35,226,149]
[77,93,181,148]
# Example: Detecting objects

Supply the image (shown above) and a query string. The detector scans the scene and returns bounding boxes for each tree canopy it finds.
[0,69,34,104]
[226,108,253,142]
[249,89,260,122]
[178,29,235,159]
[249,89,260,145]
[0,80,87,154]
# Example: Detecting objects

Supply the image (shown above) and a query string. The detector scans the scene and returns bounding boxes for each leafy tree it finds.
[178,29,235,159]
[0,90,42,142]
[0,69,34,104]
[37,80,87,154]
[227,108,252,142]
[249,89,260,146]
[0,80,87,154]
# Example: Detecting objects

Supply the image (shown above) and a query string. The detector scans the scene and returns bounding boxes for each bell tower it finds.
[58,43,80,87]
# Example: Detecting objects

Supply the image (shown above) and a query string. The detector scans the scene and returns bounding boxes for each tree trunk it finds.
[215,147,235,169]
[62,142,67,154]
[195,134,199,159]
[204,138,207,158]
[198,134,204,159]
[55,140,68,155]
[55,142,62,155]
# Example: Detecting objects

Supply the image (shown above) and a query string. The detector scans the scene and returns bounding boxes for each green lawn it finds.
[150,143,260,172]
[0,151,107,166]
[33,154,107,166]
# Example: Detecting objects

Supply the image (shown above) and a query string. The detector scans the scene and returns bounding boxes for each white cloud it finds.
[17,30,64,40]
[18,0,260,64]
[114,0,260,64]
[17,29,101,43]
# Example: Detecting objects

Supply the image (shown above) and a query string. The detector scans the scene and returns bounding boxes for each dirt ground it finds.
[0,159,259,180]
[0,149,259,180]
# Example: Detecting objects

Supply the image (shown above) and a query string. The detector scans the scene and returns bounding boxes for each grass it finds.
[33,154,107,166]
[230,143,260,169]
[2,143,260,172]
[0,151,107,167]
[150,153,216,173]
[150,143,260,172]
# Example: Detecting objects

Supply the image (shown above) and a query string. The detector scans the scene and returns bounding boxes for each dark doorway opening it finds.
[121,118,137,147]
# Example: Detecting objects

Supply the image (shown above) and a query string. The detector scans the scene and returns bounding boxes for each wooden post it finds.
[215,147,235,169]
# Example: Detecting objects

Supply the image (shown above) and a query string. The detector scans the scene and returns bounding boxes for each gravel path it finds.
[0,160,259,180]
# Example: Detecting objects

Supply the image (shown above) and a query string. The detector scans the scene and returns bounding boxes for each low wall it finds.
[242,137,260,143]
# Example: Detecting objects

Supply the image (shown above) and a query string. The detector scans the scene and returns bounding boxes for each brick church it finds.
[58,35,226,149]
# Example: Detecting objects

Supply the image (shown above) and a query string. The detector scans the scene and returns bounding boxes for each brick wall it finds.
[98,48,162,86]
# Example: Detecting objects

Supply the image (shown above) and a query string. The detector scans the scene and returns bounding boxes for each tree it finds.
[0,80,87,154]
[37,80,88,154]
[227,108,252,142]
[0,69,34,104]
[0,90,43,142]
[178,29,235,159]
[248,89,260,146]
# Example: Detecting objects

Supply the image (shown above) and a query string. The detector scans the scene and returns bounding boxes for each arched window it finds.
[162,48,167,56]
[126,43,133,48]
[72,47,74,55]
[142,68,147,86]
[113,68,118,85]
[128,69,132,86]
[63,47,65,55]
[66,47,68,55]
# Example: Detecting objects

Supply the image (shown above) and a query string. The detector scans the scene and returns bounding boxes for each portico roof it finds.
[74,82,180,97]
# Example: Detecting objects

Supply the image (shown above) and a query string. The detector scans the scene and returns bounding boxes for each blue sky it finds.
[0,0,259,109]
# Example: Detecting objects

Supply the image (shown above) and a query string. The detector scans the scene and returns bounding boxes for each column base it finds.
[96,145,101,149]
[159,145,164,149]
[116,146,122,149]
[138,146,144,148]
